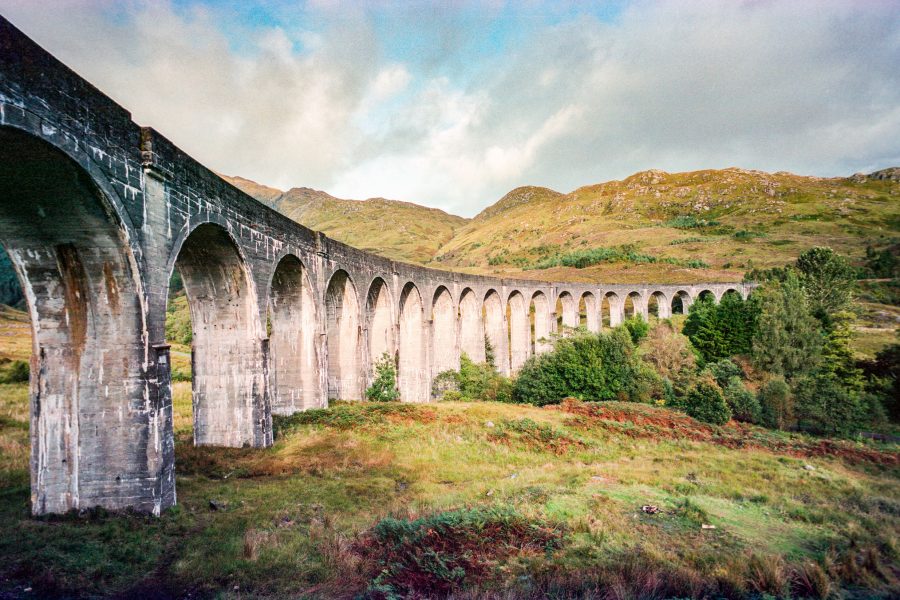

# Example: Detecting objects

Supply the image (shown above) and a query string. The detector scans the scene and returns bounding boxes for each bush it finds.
[680,377,731,425]
[723,376,760,423]
[758,376,793,430]
[513,328,653,406]
[366,353,399,402]
[683,292,758,363]
[433,354,512,403]
[623,314,649,344]
[708,359,743,388]
[793,374,867,437]
[640,321,696,383]
[0,359,28,384]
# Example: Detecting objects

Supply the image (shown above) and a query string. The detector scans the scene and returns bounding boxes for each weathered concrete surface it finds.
[0,17,754,515]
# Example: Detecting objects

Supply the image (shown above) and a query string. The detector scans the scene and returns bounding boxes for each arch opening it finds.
[648,291,669,319]
[624,291,643,320]
[531,292,552,355]
[399,283,427,402]
[458,288,485,363]
[431,287,457,377]
[268,255,320,415]
[507,291,529,373]
[484,290,508,373]
[0,126,163,514]
[325,270,362,401]
[556,291,577,333]
[671,290,691,315]
[366,277,394,384]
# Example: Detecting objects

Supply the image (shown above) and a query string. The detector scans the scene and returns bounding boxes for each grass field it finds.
[0,382,898,598]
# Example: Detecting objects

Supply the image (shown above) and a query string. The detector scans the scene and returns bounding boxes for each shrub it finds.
[165,294,193,345]
[640,321,696,383]
[708,359,743,388]
[623,314,649,344]
[433,354,512,403]
[723,376,761,423]
[0,359,28,384]
[793,373,867,436]
[366,353,399,402]
[758,376,793,430]
[683,292,758,363]
[680,377,731,425]
[513,328,653,406]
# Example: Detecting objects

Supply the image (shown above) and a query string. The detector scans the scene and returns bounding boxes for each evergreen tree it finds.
[796,247,856,327]
[751,272,823,380]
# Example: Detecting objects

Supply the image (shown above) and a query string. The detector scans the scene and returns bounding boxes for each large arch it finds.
[531,291,553,355]
[484,289,508,373]
[0,126,166,514]
[325,270,362,401]
[431,286,457,377]
[268,254,320,415]
[602,292,621,327]
[507,291,530,373]
[365,277,395,384]
[399,283,428,402]
[556,291,578,333]
[671,290,692,315]
[458,288,485,363]
[175,222,269,448]
[648,290,670,319]
[581,292,600,332]
[623,291,646,320]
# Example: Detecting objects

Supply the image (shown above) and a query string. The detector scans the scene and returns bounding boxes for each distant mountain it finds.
[222,176,466,264]
[222,167,898,284]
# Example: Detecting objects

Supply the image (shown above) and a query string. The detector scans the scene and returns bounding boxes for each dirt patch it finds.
[488,418,586,455]
[353,506,562,599]
[556,399,899,466]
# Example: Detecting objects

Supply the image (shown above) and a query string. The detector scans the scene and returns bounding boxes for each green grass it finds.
[0,386,898,598]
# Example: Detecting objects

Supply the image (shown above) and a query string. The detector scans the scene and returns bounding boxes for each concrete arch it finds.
[602,291,621,327]
[508,290,530,373]
[623,291,646,320]
[531,291,553,355]
[720,287,741,302]
[399,282,428,402]
[268,254,321,415]
[556,291,578,331]
[431,286,458,377]
[365,276,395,384]
[459,287,485,363]
[0,125,162,515]
[325,269,363,400]
[697,289,716,303]
[175,222,270,448]
[671,290,692,314]
[648,290,670,319]
[484,289,509,373]
[581,292,600,332]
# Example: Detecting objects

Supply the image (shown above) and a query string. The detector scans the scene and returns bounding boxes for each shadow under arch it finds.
[268,254,321,414]
[325,269,362,401]
[530,291,552,354]
[173,222,270,448]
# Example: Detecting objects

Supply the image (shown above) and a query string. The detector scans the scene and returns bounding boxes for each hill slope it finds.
[431,167,900,283]
[222,175,466,264]
[225,167,899,284]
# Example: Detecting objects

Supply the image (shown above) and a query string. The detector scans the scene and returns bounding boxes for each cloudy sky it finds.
[1,1,898,216]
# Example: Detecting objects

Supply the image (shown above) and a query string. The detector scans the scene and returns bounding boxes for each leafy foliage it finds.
[758,376,794,430]
[751,272,823,379]
[366,352,400,402]
[433,354,512,403]
[0,359,28,384]
[513,328,654,405]
[640,321,696,383]
[796,247,856,327]
[722,376,760,423]
[526,243,709,270]
[683,292,758,363]
[622,314,649,344]
[678,377,731,425]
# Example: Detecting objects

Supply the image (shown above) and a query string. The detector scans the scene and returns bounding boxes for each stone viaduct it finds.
[0,17,752,516]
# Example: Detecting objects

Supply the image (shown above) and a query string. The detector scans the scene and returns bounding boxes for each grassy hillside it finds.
[222,175,467,264]
[0,385,897,598]
[432,168,900,283]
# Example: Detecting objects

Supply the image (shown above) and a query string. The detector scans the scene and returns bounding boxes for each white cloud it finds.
[0,0,897,216]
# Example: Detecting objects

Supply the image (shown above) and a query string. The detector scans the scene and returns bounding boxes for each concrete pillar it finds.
[508,291,530,373]
[269,255,322,414]
[558,292,578,330]
[399,283,429,402]
[459,288,485,363]
[532,292,553,354]
[431,287,457,376]
[484,290,509,374]
[656,293,672,319]
[325,270,363,401]
[606,294,623,327]
[583,293,600,332]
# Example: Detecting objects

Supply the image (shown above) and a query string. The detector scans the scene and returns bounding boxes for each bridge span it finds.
[0,17,751,515]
